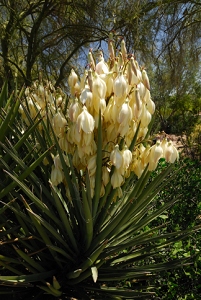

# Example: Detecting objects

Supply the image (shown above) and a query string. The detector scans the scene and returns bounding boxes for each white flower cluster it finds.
[19,35,179,198]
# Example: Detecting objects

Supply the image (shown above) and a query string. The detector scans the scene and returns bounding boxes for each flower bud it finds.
[128,56,142,85]
[121,39,127,61]
[108,39,115,61]
[112,61,118,79]
[87,69,93,92]
[127,60,133,85]
[142,69,150,90]
[117,52,124,70]
[88,49,96,71]
[130,56,138,77]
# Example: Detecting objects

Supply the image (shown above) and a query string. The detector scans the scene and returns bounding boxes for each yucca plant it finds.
[0,36,200,299]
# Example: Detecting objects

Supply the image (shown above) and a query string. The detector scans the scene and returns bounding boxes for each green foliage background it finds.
[152,159,201,299]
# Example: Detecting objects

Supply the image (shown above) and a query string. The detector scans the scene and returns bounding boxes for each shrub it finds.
[0,37,200,299]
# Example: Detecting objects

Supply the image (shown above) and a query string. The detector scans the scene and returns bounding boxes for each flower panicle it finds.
[19,39,179,197]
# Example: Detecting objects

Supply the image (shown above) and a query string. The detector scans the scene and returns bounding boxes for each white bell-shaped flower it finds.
[106,122,119,142]
[113,71,127,101]
[80,86,93,105]
[52,111,67,137]
[148,141,163,171]
[95,51,109,75]
[111,169,124,189]
[77,106,95,134]
[102,166,110,186]
[68,98,82,122]
[51,166,64,186]
[146,93,155,114]
[110,145,123,169]
[92,73,106,99]
[87,154,97,177]
[140,103,152,127]
[138,82,147,100]
[135,87,142,112]
[132,159,145,178]
[80,129,93,146]
[68,69,78,88]
[117,99,133,126]
[121,146,132,170]
[162,140,179,163]
[99,72,114,98]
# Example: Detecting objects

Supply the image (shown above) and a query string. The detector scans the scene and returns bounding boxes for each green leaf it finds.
[50,184,79,254]
[0,144,53,199]
[82,186,93,251]
[0,81,8,108]
[0,270,56,283]
[93,110,102,221]
[12,245,46,273]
